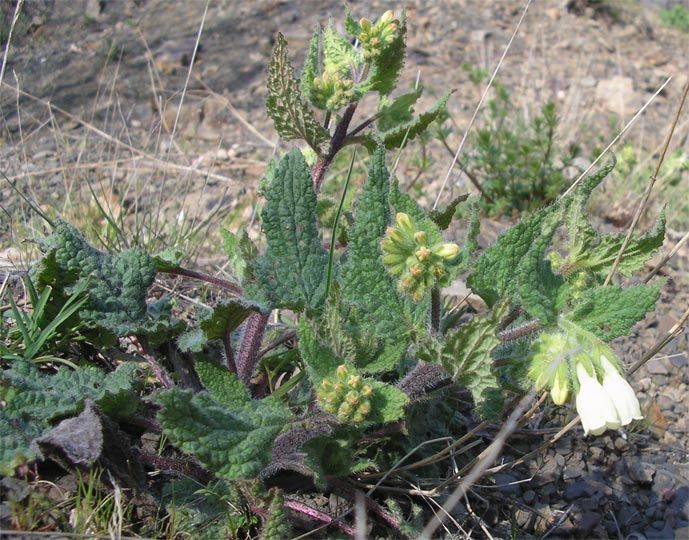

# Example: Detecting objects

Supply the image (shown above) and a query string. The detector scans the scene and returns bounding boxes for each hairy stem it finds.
[430,287,441,335]
[237,311,270,385]
[312,102,359,192]
[284,499,356,537]
[159,266,242,294]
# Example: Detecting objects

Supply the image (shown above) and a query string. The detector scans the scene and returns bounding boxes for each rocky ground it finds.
[1,0,688,538]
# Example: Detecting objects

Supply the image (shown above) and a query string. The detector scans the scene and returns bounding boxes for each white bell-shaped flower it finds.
[599,354,643,426]
[575,363,621,436]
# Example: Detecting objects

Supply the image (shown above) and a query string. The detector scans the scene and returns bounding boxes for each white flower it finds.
[600,354,643,425]
[575,363,621,436]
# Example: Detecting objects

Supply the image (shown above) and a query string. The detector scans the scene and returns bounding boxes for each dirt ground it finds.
[1,0,689,538]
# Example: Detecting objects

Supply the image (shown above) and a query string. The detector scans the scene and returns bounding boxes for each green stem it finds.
[325,147,357,299]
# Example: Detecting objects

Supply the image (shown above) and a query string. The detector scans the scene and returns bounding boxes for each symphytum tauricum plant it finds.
[2,8,668,538]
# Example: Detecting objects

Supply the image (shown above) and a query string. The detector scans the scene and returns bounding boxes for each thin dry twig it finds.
[419,392,536,539]
[432,0,533,210]
[604,78,689,286]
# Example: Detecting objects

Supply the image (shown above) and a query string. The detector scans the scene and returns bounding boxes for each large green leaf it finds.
[0,360,141,474]
[341,148,416,340]
[381,91,452,150]
[416,300,510,418]
[567,282,663,341]
[467,203,564,323]
[250,149,329,312]
[266,33,330,154]
[154,388,289,481]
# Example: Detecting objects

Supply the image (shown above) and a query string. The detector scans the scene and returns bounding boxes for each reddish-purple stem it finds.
[312,102,359,192]
[130,335,173,388]
[237,311,270,385]
[284,499,356,537]
[159,266,242,295]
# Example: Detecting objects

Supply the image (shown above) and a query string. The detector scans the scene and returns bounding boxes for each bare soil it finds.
[1,1,688,538]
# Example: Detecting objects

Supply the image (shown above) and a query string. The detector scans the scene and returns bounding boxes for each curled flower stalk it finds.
[526,318,643,436]
[381,212,459,301]
[311,70,355,112]
[317,364,373,424]
[358,10,400,61]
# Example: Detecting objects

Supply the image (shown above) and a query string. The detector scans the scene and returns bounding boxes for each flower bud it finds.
[415,246,432,262]
[380,10,394,24]
[414,230,427,245]
[336,364,349,378]
[346,391,360,406]
[435,242,460,260]
[347,375,361,389]
[395,212,414,233]
[360,384,373,397]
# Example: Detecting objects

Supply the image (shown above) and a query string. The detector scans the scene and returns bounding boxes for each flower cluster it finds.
[381,212,459,301]
[357,10,399,61]
[317,364,373,424]
[527,320,643,436]
[311,70,355,112]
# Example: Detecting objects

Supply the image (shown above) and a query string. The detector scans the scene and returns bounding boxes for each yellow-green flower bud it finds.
[347,375,361,389]
[332,382,343,394]
[395,212,414,233]
[346,391,360,406]
[410,263,424,277]
[550,367,570,405]
[415,246,432,262]
[414,230,427,245]
[360,384,373,397]
[358,399,371,415]
[380,10,394,24]
[336,364,349,378]
[435,243,460,260]
[359,17,371,31]
[337,403,352,421]
[321,378,332,390]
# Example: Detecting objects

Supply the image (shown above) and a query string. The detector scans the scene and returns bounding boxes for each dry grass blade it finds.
[0,0,24,89]
[643,228,689,282]
[1,81,240,186]
[603,78,689,286]
[560,77,672,199]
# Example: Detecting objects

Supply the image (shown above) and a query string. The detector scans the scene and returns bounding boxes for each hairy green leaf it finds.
[568,282,663,341]
[297,320,342,383]
[266,33,330,154]
[468,202,564,322]
[250,149,329,312]
[341,148,415,339]
[154,388,289,481]
[381,91,452,150]
[365,11,407,96]
[366,380,409,423]
[31,220,158,340]
[322,23,356,74]
[301,29,321,103]
[417,300,510,418]
[221,229,257,283]
[429,193,469,231]
[376,87,422,133]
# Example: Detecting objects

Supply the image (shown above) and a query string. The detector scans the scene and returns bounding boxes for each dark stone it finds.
[577,511,602,536]
[563,480,589,501]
